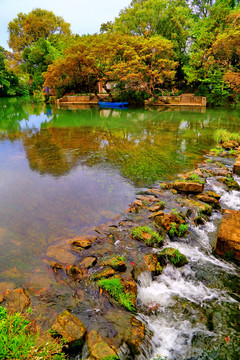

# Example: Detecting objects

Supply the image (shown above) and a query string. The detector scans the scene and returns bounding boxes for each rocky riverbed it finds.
[0,142,240,360]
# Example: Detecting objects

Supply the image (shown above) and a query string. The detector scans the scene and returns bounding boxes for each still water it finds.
[0,97,239,292]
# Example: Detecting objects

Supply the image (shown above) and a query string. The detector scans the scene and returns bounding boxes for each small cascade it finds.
[137,173,240,360]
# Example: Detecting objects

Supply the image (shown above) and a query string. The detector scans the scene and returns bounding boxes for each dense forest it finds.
[0,0,239,105]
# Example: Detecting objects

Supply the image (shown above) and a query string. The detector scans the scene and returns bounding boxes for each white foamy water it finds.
[137,175,240,359]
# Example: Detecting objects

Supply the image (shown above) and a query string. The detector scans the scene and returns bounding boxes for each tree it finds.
[22,38,60,90]
[43,34,177,98]
[184,1,240,104]
[8,9,71,53]
[0,46,21,96]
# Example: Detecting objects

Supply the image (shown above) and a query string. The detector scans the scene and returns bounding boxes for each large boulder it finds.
[87,330,118,360]
[233,155,240,175]
[47,245,77,265]
[215,209,240,262]
[52,310,87,346]
[173,181,204,193]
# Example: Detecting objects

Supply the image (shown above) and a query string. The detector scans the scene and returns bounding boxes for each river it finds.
[0,97,239,359]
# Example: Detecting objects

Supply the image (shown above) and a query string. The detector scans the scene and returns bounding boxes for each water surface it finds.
[0,97,239,291]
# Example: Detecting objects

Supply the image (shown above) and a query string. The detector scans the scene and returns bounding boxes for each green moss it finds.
[102,356,120,360]
[98,277,136,312]
[102,255,127,271]
[178,223,188,237]
[131,226,164,247]
[158,248,189,267]
[169,222,178,237]
[206,158,213,163]
[158,201,166,209]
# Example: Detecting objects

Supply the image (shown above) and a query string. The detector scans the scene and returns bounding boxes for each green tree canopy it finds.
[22,38,60,90]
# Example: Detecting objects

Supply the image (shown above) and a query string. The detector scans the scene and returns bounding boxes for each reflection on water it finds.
[0,97,240,290]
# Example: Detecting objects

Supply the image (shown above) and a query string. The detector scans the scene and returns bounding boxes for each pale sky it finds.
[0,0,131,50]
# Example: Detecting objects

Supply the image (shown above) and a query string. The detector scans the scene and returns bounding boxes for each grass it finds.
[98,277,136,312]
[0,306,65,360]
[178,223,188,237]
[169,222,178,237]
[131,226,164,247]
[213,129,240,144]
[210,147,224,155]
[180,173,204,184]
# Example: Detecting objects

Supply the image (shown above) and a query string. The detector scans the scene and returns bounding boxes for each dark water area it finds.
[0,97,239,298]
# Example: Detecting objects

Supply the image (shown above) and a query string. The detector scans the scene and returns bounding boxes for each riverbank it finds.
[0,135,240,359]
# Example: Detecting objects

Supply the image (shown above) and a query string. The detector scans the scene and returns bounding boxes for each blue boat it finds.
[98,101,128,108]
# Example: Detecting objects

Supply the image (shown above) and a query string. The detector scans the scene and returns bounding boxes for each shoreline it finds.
[0,143,240,359]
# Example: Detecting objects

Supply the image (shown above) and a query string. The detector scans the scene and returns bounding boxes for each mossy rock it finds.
[98,276,136,312]
[131,226,164,247]
[157,247,189,267]
[101,256,127,272]
[91,268,116,281]
[144,254,163,276]
[181,199,212,216]
[218,177,240,190]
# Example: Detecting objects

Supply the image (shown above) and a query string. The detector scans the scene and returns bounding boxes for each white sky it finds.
[0,0,131,50]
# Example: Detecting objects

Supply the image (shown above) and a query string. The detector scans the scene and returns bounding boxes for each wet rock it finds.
[70,236,96,249]
[148,202,165,212]
[66,265,83,281]
[2,288,31,313]
[233,155,240,175]
[148,210,164,219]
[47,245,77,265]
[210,169,232,177]
[52,310,87,346]
[133,199,143,207]
[105,310,147,356]
[144,254,162,275]
[121,277,137,307]
[154,212,185,233]
[79,257,97,269]
[87,330,118,360]
[222,140,239,150]
[173,181,204,193]
[101,256,126,272]
[49,261,64,272]
[205,191,221,200]
[218,177,240,190]
[215,209,240,262]
[145,302,160,315]
[195,194,220,209]
[157,247,189,267]
[137,195,159,203]
[146,188,163,196]
[180,199,212,216]
[91,268,116,281]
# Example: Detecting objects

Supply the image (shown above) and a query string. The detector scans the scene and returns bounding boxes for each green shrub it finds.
[98,277,136,312]
[0,306,65,360]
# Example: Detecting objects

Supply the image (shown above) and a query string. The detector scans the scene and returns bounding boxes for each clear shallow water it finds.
[0,97,240,292]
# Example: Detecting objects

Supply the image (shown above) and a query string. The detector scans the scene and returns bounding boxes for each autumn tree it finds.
[8,8,71,53]
[43,34,177,99]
